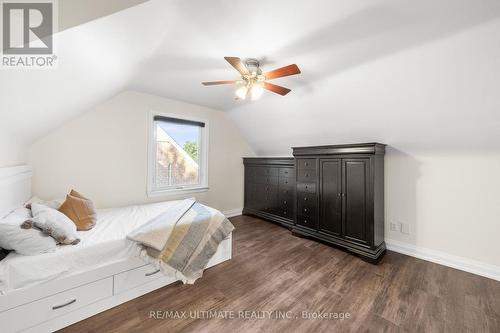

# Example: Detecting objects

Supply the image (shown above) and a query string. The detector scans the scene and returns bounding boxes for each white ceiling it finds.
[1,0,500,155]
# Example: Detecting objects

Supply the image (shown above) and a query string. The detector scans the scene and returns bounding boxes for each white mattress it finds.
[0,200,183,294]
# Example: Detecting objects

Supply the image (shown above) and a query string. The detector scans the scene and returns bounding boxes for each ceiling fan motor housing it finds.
[245,59,262,75]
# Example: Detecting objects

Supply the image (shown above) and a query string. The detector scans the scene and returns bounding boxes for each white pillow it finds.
[30,203,80,245]
[25,196,64,210]
[0,208,57,255]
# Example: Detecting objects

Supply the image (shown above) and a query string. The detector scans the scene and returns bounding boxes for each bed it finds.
[0,166,232,333]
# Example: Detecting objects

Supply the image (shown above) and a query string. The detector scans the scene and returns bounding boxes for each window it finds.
[148,112,209,195]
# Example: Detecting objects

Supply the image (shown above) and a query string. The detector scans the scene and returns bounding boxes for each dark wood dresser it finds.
[242,158,295,228]
[243,143,386,263]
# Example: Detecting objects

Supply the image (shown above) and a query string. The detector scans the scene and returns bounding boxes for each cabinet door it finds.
[319,159,342,236]
[343,159,370,244]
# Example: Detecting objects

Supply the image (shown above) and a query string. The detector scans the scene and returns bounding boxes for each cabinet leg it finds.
[358,249,386,264]
[291,230,306,238]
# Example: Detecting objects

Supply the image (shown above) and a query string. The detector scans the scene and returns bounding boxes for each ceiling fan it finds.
[202,57,301,100]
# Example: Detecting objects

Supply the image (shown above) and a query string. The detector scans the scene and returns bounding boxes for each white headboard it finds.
[0,165,33,218]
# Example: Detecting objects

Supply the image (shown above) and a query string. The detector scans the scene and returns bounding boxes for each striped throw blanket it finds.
[128,199,234,283]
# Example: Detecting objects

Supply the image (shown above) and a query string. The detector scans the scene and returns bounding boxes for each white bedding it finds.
[0,200,186,294]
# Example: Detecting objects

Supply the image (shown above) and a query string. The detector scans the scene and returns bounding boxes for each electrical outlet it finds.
[390,222,399,232]
[400,223,410,235]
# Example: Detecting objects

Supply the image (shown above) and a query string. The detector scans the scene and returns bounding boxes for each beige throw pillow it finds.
[58,190,97,231]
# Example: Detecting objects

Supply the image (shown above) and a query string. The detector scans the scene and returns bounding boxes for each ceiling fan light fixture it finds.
[250,83,264,100]
[235,85,248,100]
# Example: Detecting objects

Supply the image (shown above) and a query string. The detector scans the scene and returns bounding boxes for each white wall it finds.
[386,149,500,267]
[0,135,27,167]
[28,91,255,212]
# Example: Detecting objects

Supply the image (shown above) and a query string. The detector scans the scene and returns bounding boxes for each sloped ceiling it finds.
[59,0,149,32]
[2,0,500,155]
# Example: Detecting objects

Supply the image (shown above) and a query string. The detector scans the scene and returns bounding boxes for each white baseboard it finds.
[222,208,243,218]
[386,239,500,282]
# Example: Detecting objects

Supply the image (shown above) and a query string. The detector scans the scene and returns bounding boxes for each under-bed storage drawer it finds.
[0,277,112,333]
[114,264,175,295]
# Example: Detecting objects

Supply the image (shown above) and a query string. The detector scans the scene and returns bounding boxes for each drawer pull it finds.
[304,208,308,213]
[145,269,161,277]
[305,162,309,166]
[303,219,308,224]
[304,197,308,201]
[52,299,76,310]
[283,200,287,204]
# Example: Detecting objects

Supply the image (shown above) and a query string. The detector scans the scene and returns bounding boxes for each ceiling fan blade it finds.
[224,57,250,75]
[264,64,301,80]
[263,82,291,96]
[202,80,238,86]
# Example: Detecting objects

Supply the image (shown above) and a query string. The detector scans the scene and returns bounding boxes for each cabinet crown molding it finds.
[292,142,386,156]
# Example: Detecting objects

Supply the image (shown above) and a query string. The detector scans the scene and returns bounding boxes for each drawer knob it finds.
[283,211,287,215]
[52,299,77,310]
[304,208,308,212]
[145,269,161,277]
[283,200,287,204]
[305,173,309,177]
[304,197,308,201]
[304,219,308,224]
[305,162,309,166]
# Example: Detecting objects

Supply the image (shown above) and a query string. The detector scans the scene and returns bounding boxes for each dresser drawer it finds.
[297,182,317,194]
[256,167,279,177]
[279,177,295,186]
[278,195,294,207]
[297,215,316,229]
[277,208,294,220]
[245,166,258,179]
[297,192,316,204]
[0,277,113,333]
[279,185,294,197]
[255,175,278,185]
[297,168,316,182]
[298,200,317,217]
[114,264,172,295]
[297,158,316,170]
[279,167,295,178]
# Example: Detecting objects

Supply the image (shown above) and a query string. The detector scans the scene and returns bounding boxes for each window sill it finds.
[147,186,209,197]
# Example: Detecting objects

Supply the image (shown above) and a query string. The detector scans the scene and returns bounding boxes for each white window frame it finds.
[147,110,209,197]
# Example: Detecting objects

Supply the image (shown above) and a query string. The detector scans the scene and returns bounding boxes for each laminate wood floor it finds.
[60,215,500,333]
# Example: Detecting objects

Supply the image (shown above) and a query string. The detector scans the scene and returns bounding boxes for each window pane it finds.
[155,120,201,188]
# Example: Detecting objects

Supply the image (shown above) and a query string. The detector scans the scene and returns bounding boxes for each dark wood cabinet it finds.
[243,143,386,263]
[243,158,295,228]
[319,159,342,236]
[293,143,386,263]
